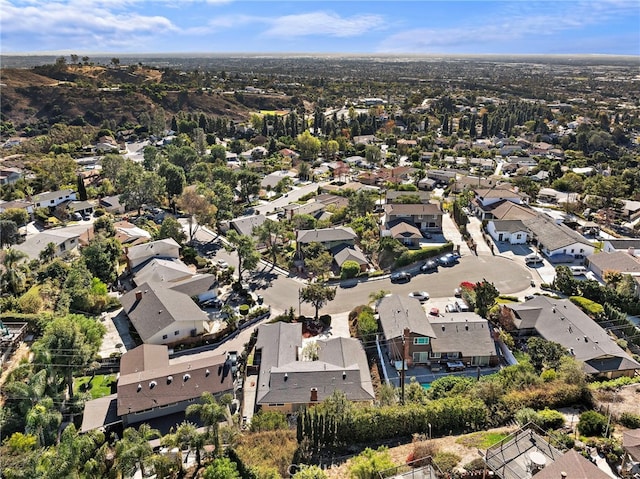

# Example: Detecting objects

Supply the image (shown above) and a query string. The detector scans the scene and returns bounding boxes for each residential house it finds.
[503,296,640,378]
[522,214,594,261]
[120,281,211,345]
[230,214,267,239]
[254,322,374,413]
[114,220,152,247]
[330,244,369,271]
[0,167,22,186]
[417,177,437,191]
[14,224,95,260]
[0,199,34,217]
[603,239,640,256]
[471,185,528,220]
[621,200,640,223]
[99,195,125,214]
[297,226,357,252]
[385,190,431,204]
[486,219,529,244]
[64,200,94,217]
[537,188,579,205]
[425,169,456,184]
[126,238,181,271]
[133,258,194,286]
[587,251,640,292]
[381,202,443,246]
[529,141,553,156]
[485,426,608,479]
[33,189,77,210]
[261,171,295,191]
[81,344,233,432]
[377,295,498,368]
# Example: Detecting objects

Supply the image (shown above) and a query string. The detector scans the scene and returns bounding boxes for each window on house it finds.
[413,352,429,363]
[516,234,522,239]
[430,352,441,359]
[162,335,168,340]
[174,330,179,336]
[446,352,459,359]
[413,337,429,345]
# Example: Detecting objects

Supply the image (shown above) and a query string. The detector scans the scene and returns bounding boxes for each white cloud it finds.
[377,0,639,53]
[1,0,177,50]
[263,11,385,38]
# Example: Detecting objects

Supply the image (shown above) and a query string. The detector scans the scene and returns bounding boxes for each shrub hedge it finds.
[395,242,454,268]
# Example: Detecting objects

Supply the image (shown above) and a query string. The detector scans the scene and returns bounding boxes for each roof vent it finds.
[137,384,142,392]
[342,371,347,379]
[205,369,210,377]
[183,374,191,381]
[584,336,588,343]
[149,381,157,389]
[167,376,173,384]
[284,373,288,381]
[442,325,445,331]
[465,325,469,331]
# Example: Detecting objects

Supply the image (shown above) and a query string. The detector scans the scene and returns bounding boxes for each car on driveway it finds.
[217,259,229,269]
[420,260,438,273]
[408,291,430,302]
[390,271,411,283]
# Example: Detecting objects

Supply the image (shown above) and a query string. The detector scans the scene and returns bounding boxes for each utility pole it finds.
[401,327,410,405]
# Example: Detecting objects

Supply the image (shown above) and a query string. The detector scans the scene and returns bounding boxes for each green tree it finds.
[305,250,333,281]
[186,392,231,455]
[158,161,186,197]
[298,161,311,181]
[157,216,187,245]
[208,181,235,228]
[81,236,121,284]
[0,220,19,247]
[0,207,29,226]
[348,191,376,219]
[1,248,28,295]
[226,230,260,281]
[35,314,105,399]
[578,410,609,437]
[474,280,499,317]
[143,145,159,171]
[115,424,161,478]
[296,130,321,161]
[253,218,286,265]
[203,457,241,479]
[77,174,88,201]
[25,398,62,447]
[527,337,567,372]
[554,265,578,296]
[33,155,77,191]
[300,283,337,321]
[237,169,261,203]
[340,260,360,279]
[348,447,395,479]
[117,163,165,215]
[249,410,288,432]
[177,188,217,243]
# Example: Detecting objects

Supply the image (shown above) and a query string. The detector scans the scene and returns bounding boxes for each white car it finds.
[408,291,430,302]
[217,259,229,269]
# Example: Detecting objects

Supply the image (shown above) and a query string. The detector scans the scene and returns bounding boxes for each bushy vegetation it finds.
[395,243,453,268]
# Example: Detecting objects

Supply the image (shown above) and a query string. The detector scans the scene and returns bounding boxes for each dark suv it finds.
[390,271,411,283]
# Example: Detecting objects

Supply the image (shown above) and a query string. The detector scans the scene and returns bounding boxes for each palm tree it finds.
[39,242,57,263]
[164,421,206,471]
[1,248,28,295]
[115,424,160,478]
[186,392,231,455]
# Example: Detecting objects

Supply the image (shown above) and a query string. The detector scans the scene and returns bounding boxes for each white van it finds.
[570,266,587,276]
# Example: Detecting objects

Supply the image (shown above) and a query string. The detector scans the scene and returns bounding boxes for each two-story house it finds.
[33,189,77,210]
[471,185,529,220]
[381,203,443,246]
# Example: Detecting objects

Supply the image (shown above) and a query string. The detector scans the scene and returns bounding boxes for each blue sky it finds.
[1,0,639,55]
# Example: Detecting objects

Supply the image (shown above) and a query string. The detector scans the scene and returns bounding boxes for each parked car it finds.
[390,271,411,283]
[423,232,433,239]
[408,291,430,302]
[438,254,458,267]
[570,266,587,276]
[525,254,543,265]
[217,259,229,269]
[227,351,238,375]
[420,260,438,273]
[71,212,83,221]
[454,287,462,297]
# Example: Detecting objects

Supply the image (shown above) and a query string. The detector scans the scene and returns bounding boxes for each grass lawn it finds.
[456,430,511,449]
[74,374,116,399]
[496,297,518,304]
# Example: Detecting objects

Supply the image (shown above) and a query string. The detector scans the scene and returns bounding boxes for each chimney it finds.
[310,387,318,402]
[135,291,142,301]
[561,473,567,478]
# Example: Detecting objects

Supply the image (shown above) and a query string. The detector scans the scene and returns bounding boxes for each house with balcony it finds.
[376,295,498,370]
[81,344,233,432]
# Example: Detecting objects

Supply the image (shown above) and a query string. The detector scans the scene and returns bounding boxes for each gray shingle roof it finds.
[522,215,592,251]
[588,251,640,274]
[377,294,436,340]
[508,296,639,374]
[383,203,442,216]
[255,323,374,405]
[429,314,496,357]
[133,258,194,285]
[388,220,422,239]
[120,282,208,343]
[331,244,368,266]
[230,214,267,237]
[297,226,357,244]
[490,219,528,234]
